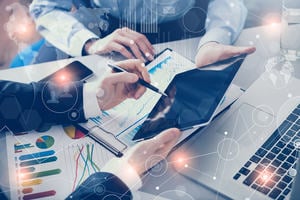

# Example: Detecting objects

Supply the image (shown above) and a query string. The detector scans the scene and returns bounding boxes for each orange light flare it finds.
[256,170,273,186]
[169,151,190,169]
[261,173,271,181]
[60,74,67,81]
[5,2,40,44]
[261,16,281,38]
[118,164,140,184]
[8,20,37,43]
[271,22,280,28]
[263,15,281,30]
[18,172,27,180]
[53,72,72,85]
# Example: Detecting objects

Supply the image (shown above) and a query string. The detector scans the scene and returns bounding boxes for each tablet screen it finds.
[132,55,246,141]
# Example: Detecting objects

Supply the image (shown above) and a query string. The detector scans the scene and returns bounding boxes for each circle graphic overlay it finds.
[41,81,78,114]
[263,57,294,90]
[94,184,106,196]
[145,155,168,177]
[68,109,80,121]
[182,7,207,33]
[217,138,240,161]
[252,105,274,127]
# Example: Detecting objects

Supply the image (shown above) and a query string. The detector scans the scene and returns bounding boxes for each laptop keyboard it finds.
[233,104,300,200]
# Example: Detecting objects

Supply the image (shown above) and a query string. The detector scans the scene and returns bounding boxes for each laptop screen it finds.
[132,55,246,141]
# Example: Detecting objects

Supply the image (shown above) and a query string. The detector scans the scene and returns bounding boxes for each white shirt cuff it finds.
[101,158,143,191]
[36,11,99,57]
[198,27,232,50]
[83,82,102,119]
[69,29,99,57]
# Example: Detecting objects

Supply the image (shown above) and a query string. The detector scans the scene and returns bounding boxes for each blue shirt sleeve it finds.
[10,39,45,68]
[198,0,248,48]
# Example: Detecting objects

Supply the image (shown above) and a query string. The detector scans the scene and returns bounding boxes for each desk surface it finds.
[1,25,299,200]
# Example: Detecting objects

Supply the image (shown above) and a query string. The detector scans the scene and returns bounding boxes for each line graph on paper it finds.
[63,139,114,192]
[88,51,195,139]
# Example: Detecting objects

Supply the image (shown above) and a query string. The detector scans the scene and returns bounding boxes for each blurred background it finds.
[245,0,282,28]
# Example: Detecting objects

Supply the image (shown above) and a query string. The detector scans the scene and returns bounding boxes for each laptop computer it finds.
[78,49,246,156]
[173,65,300,199]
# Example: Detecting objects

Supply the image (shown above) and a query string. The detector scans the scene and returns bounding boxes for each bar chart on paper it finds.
[6,128,73,200]
[6,125,115,199]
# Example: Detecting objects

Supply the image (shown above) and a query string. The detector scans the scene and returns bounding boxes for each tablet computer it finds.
[132,54,246,141]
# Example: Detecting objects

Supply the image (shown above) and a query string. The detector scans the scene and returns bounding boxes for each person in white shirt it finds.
[30,0,255,67]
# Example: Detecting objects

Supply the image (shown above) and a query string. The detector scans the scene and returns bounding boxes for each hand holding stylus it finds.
[97,59,151,110]
[107,63,167,97]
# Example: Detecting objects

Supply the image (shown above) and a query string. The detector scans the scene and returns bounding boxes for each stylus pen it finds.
[107,63,168,97]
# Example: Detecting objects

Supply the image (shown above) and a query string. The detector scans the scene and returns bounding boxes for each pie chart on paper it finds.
[63,125,85,139]
[36,135,55,149]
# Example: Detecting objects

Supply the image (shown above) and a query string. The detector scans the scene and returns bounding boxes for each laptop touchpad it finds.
[217,103,274,141]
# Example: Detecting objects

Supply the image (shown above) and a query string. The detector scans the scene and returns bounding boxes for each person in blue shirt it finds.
[30,0,255,67]
[4,1,44,68]
[10,39,45,68]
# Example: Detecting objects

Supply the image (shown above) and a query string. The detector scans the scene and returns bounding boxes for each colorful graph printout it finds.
[35,135,55,149]
[63,125,85,139]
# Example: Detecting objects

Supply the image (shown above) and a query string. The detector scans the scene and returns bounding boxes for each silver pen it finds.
[108,63,168,97]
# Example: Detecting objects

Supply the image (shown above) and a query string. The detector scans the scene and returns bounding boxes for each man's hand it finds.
[102,128,181,176]
[97,59,150,110]
[125,128,181,176]
[100,128,181,190]
[195,42,256,68]
[85,27,155,61]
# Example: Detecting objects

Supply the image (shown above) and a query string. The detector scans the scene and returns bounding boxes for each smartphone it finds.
[39,61,94,83]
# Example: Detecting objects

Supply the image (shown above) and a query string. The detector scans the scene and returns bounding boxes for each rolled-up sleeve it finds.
[198,0,247,48]
[30,0,99,57]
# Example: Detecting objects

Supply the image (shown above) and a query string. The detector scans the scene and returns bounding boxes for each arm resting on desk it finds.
[0,80,86,133]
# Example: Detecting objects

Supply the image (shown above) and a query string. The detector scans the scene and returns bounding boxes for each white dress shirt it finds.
[30,0,247,57]
[82,82,142,190]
